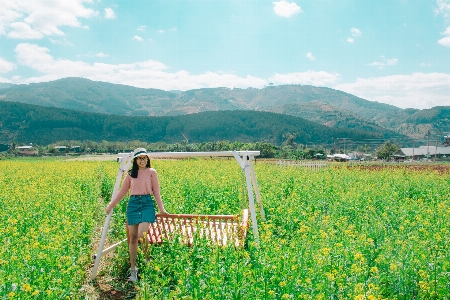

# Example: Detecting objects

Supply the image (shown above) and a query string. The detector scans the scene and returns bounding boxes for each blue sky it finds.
[0,0,449,109]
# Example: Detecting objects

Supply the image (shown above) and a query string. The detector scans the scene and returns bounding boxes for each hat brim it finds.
[132,149,148,159]
[133,154,149,160]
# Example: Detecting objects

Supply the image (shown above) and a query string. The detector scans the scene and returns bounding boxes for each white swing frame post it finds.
[90,150,264,280]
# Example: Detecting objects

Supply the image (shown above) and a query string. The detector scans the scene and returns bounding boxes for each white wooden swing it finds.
[91,150,265,279]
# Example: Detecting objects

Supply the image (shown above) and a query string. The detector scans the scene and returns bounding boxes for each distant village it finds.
[7,134,450,162]
[329,145,450,162]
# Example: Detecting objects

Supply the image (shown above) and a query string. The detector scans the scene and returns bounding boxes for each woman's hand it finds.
[106,204,112,214]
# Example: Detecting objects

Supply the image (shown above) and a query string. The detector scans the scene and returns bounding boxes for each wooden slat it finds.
[126,209,249,247]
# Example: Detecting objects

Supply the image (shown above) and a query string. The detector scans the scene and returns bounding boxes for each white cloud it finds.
[273,0,302,18]
[49,37,73,46]
[10,43,267,90]
[351,27,361,37]
[104,8,116,19]
[0,0,98,39]
[435,0,450,19]
[438,36,450,46]
[368,62,384,68]
[0,1,22,35]
[132,35,143,42]
[385,58,398,65]
[0,57,16,73]
[306,52,315,60]
[0,76,13,83]
[368,56,398,68]
[9,43,449,110]
[95,52,109,58]
[347,27,361,43]
[334,72,450,109]
[15,43,55,67]
[438,26,450,47]
[8,22,44,39]
[270,71,340,86]
[137,25,147,31]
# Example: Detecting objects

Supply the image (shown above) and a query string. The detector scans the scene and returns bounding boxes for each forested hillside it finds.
[0,101,397,146]
[1,78,447,141]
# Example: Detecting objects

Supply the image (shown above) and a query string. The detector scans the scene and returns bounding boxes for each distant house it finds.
[419,146,450,159]
[54,145,81,154]
[54,146,67,153]
[17,145,38,156]
[399,146,450,160]
[332,154,351,162]
[70,146,81,153]
[444,135,450,147]
[398,148,425,160]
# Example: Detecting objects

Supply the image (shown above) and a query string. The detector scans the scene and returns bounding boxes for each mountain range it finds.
[0,77,448,146]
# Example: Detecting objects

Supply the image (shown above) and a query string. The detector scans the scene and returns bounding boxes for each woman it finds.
[106,147,168,282]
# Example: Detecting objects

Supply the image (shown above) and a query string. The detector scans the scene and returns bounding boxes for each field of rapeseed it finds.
[1,158,449,299]
[0,160,117,299]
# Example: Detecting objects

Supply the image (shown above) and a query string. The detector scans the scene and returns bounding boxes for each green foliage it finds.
[0,101,384,147]
[376,141,400,160]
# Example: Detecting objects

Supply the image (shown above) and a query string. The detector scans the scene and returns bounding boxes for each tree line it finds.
[1,101,386,147]
[5,137,402,160]
[7,139,328,159]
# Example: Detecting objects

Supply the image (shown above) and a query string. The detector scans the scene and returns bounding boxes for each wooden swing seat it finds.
[126,209,249,247]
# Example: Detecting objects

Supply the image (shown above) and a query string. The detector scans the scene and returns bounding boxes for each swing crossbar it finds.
[127,209,249,247]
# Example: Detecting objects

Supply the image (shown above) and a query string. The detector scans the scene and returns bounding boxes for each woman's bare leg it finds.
[127,224,139,269]
[138,222,150,262]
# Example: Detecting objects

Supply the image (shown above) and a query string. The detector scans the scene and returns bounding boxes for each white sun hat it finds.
[132,148,148,159]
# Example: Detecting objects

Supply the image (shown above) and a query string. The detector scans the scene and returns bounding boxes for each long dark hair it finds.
[129,157,151,178]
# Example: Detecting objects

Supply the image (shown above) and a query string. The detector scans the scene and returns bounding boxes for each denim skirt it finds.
[126,194,156,225]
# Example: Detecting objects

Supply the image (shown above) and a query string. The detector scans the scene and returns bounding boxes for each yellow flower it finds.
[351,264,363,273]
[268,290,275,296]
[322,247,331,256]
[21,283,32,292]
[418,280,430,291]
[389,263,397,271]
[279,281,287,287]
[370,266,379,274]
[354,253,364,261]
[326,272,335,281]
[354,283,364,294]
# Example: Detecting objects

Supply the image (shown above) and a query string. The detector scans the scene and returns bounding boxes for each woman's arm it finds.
[151,169,168,214]
[106,175,131,213]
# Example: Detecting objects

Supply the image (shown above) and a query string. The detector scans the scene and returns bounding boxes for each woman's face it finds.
[135,155,148,169]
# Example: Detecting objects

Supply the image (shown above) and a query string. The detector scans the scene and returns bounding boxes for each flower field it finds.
[1,159,449,299]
